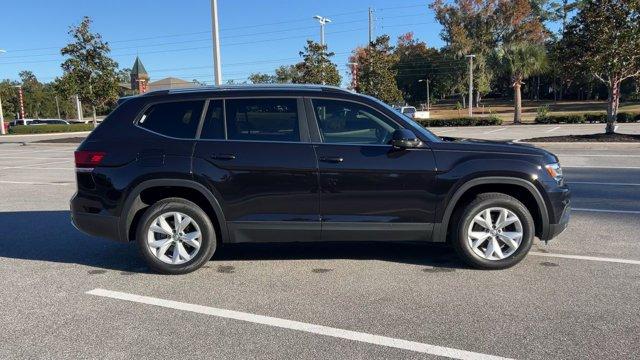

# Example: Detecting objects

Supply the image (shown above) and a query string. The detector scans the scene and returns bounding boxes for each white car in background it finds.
[397,106,430,120]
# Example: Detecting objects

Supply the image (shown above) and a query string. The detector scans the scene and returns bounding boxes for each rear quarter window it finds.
[138,100,204,139]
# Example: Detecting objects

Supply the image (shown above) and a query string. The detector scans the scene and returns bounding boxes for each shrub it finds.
[535,114,585,124]
[418,116,502,127]
[616,112,637,123]
[536,105,549,119]
[584,113,607,123]
[8,123,95,135]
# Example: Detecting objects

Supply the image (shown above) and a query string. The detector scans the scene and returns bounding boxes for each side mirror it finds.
[390,129,422,149]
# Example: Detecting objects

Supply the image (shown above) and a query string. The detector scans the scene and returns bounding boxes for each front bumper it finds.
[542,203,570,240]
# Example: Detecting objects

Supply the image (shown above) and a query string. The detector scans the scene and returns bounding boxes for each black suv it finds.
[71,85,570,274]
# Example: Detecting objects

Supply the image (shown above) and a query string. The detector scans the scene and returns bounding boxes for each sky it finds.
[0,0,443,85]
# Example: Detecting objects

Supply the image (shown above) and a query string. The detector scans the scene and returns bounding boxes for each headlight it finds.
[545,163,563,182]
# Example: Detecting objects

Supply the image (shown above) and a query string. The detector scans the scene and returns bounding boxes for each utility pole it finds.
[75,95,83,122]
[0,49,5,134]
[465,54,475,116]
[15,85,25,122]
[210,0,223,86]
[419,79,430,111]
[368,7,374,46]
[55,96,61,119]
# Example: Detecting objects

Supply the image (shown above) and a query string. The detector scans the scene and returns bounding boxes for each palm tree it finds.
[498,43,548,124]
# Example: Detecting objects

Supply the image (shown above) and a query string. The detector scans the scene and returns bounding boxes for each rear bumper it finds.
[70,194,125,242]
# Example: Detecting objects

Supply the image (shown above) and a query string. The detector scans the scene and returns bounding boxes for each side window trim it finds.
[195,99,210,139]
[307,97,403,146]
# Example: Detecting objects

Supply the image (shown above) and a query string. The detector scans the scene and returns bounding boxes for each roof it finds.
[141,84,353,97]
[131,56,148,76]
[147,77,200,91]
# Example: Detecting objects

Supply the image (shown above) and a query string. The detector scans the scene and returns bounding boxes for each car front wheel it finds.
[452,192,534,269]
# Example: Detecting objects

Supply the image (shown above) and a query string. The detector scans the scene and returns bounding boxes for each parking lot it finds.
[1,140,639,359]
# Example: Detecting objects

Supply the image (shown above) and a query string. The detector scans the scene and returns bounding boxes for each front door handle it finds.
[211,154,237,160]
[319,156,344,163]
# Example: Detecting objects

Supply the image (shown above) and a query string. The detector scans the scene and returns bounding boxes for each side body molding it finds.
[432,176,550,242]
[119,178,228,243]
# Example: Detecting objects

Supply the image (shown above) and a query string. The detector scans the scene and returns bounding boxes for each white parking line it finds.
[436,129,456,133]
[530,252,640,265]
[482,128,506,134]
[546,126,561,133]
[573,208,640,214]
[564,166,640,169]
[569,182,640,186]
[0,159,71,170]
[87,288,512,360]
[0,180,71,186]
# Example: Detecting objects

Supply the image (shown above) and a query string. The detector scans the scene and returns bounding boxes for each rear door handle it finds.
[319,156,344,163]
[211,154,237,160]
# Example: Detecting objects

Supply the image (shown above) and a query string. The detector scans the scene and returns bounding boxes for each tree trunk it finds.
[476,90,480,107]
[606,79,621,134]
[514,81,522,125]
[92,106,97,128]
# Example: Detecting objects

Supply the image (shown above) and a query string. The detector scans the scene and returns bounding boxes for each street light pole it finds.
[465,54,475,116]
[313,15,331,46]
[210,0,223,86]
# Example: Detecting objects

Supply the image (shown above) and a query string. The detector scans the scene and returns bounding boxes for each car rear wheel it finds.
[451,192,534,269]
[136,198,216,274]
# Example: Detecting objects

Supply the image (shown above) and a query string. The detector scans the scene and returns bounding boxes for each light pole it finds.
[210,0,222,85]
[0,49,6,135]
[465,54,475,116]
[419,79,430,111]
[313,15,331,46]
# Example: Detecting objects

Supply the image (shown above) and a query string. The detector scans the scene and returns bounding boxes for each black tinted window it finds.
[312,99,399,144]
[138,101,204,139]
[225,98,299,142]
[200,100,224,140]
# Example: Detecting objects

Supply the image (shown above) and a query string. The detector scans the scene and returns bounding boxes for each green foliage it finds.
[8,123,94,134]
[295,41,341,86]
[418,116,503,127]
[535,114,585,124]
[536,104,550,119]
[349,35,403,104]
[248,73,277,84]
[59,16,120,117]
[584,113,608,123]
[616,112,639,123]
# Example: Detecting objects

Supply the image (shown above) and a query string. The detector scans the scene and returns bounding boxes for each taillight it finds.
[74,151,106,168]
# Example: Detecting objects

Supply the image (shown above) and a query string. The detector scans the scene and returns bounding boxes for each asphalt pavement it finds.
[0,142,638,360]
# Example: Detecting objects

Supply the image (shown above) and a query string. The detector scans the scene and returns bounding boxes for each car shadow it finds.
[0,210,466,272]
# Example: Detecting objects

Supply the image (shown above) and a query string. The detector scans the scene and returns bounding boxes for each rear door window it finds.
[199,100,225,140]
[225,98,300,142]
[138,100,204,139]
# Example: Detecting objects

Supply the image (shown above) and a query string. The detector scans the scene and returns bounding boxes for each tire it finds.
[136,198,217,274]
[451,192,534,270]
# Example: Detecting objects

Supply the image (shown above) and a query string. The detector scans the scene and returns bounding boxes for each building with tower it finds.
[130,56,150,94]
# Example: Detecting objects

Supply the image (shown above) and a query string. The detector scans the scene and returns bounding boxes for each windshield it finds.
[367,96,441,142]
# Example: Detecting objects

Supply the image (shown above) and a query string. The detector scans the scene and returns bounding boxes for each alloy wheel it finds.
[467,207,523,261]
[147,211,202,265]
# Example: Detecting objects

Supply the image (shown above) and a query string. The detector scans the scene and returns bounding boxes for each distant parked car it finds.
[396,106,430,120]
[37,119,70,125]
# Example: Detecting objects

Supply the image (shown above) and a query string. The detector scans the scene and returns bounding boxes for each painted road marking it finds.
[482,128,506,134]
[0,159,71,170]
[530,252,640,265]
[569,182,640,186]
[564,166,640,169]
[546,126,561,133]
[0,180,71,186]
[561,154,640,158]
[573,208,640,215]
[87,288,512,360]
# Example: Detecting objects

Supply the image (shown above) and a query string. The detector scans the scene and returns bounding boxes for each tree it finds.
[560,0,640,134]
[295,40,341,86]
[60,16,120,126]
[350,35,403,104]
[248,73,277,84]
[431,0,498,105]
[497,43,548,123]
